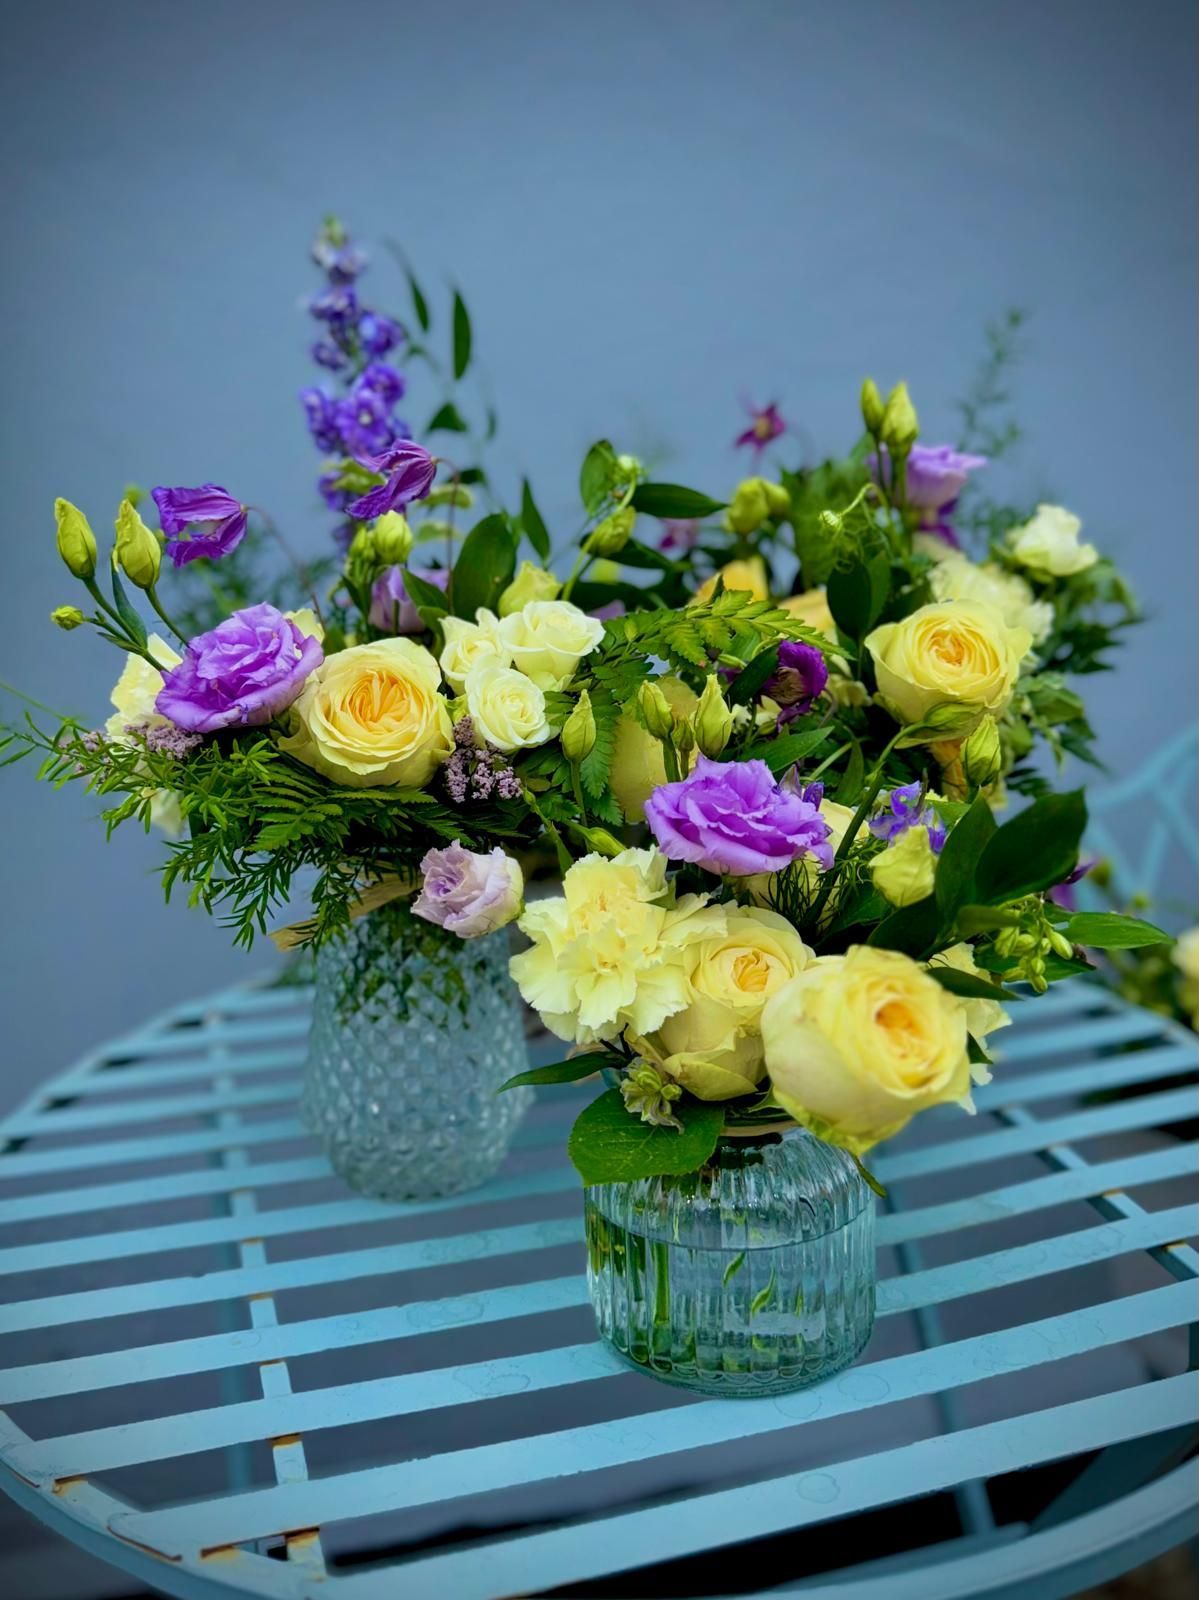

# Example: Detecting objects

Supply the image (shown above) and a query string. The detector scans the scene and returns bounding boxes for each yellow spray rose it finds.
[498,599,605,690]
[498,561,561,616]
[608,675,698,822]
[691,556,769,606]
[279,637,452,788]
[1007,504,1098,577]
[104,636,185,835]
[778,588,836,638]
[463,663,552,753]
[654,907,814,1100]
[761,945,972,1155]
[928,554,1052,648]
[928,943,1011,1072]
[865,600,1031,732]
[438,608,510,693]
[870,824,938,907]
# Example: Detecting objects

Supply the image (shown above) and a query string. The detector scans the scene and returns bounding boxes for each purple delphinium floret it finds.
[155,603,323,734]
[645,755,833,875]
[309,285,359,328]
[301,388,342,453]
[152,484,248,567]
[358,311,404,357]
[357,362,406,404]
[335,386,395,458]
[869,782,948,852]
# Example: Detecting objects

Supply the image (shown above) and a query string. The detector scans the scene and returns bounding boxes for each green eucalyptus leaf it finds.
[614,539,682,574]
[744,724,831,774]
[406,269,431,332]
[427,401,468,434]
[930,965,1023,1002]
[400,567,450,616]
[568,1088,723,1186]
[450,514,517,618]
[973,790,1087,905]
[452,290,472,379]
[520,479,551,560]
[630,483,727,519]
[827,551,889,640]
[867,895,941,958]
[1061,911,1173,949]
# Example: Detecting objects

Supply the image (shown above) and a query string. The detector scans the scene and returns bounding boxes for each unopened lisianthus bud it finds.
[373,511,413,565]
[881,383,919,457]
[575,825,626,859]
[725,478,771,536]
[860,377,885,435]
[562,689,597,764]
[674,717,696,759]
[962,717,1002,788]
[122,483,146,510]
[51,604,86,630]
[585,507,635,558]
[693,673,733,758]
[55,498,98,580]
[763,480,791,519]
[114,499,162,590]
[498,560,561,617]
[636,678,675,739]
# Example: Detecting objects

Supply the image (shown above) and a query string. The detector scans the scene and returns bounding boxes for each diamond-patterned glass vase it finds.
[301,900,532,1200]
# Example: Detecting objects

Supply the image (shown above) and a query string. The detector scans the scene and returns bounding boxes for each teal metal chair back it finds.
[1083,725,1198,927]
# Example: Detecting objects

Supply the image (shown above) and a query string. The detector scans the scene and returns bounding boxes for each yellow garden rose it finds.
[928,554,1052,648]
[463,664,552,753]
[654,907,813,1100]
[497,599,605,690]
[761,945,972,1155]
[778,588,836,638]
[928,943,1011,1065]
[1007,504,1098,577]
[279,637,452,788]
[865,600,1031,732]
[608,675,698,822]
[691,556,769,606]
[498,561,561,616]
[438,608,510,693]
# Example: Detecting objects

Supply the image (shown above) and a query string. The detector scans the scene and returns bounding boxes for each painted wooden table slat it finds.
[0,977,1195,1600]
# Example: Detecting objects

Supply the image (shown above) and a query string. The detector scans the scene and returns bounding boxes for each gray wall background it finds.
[1,0,1196,1110]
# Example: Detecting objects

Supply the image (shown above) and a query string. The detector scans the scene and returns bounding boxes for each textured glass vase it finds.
[301,900,532,1200]
[585,1127,875,1395]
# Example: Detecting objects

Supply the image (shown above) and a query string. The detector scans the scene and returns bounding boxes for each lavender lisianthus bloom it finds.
[335,387,394,458]
[152,484,248,567]
[369,565,448,634]
[348,439,437,521]
[155,603,323,734]
[645,755,833,876]
[869,782,947,852]
[413,842,524,938]
[767,640,828,723]
[358,311,404,356]
[357,362,406,404]
[869,443,987,548]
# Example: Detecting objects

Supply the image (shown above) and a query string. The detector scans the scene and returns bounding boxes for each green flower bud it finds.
[585,506,635,558]
[589,558,622,586]
[636,678,675,740]
[423,483,475,510]
[962,716,1002,788]
[880,382,919,457]
[1048,927,1075,960]
[725,478,771,536]
[122,483,146,510]
[613,453,644,491]
[674,717,696,759]
[763,480,791,520]
[50,604,86,630]
[693,673,733,759]
[562,688,597,764]
[575,825,626,859]
[373,511,413,565]
[114,498,162,590]
[498,560,562,617]
[860,377,885,435]
[54,498,98,580]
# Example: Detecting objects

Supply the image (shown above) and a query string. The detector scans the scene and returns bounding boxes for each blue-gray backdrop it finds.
[2,0,1196,1108]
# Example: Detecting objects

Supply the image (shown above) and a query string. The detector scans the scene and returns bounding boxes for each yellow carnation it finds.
[865,599,1030,732]
[279,637,452,788]
[762,945,972,1155]
[690,556,769,606]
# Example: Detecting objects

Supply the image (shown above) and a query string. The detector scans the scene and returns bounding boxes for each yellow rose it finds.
[1007,504,1098,577]
[870,824,938,907]
[691,556,769,606]
[865,600,1031,732]
[928,554,1051,647]
[438,608,510,693]
[105,634,182,739]
[778,588,836,637]
[463,663,552,753]
[608,675,697,822]
[510,847,722,1044]
[928,943,1011,1069]
[279,637,452,788]
[497,599,605,690]
[286,607,325,644]
[762,945,972,1155]
[498,560,561,617]
[745,798,855,915]
[654,907,813,1100]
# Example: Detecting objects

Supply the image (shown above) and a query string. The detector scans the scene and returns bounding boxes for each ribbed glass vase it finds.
[301,899,532,1200]
[584,1126,875,1395]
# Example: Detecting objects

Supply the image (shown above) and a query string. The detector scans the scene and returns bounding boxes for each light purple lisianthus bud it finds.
[868,444,987,511]
[348,439,437,521]
[645,755,833,876]
[412,843,524,938]
[152,484,249,567]
[155,603,323,734]
[369,566,448,634]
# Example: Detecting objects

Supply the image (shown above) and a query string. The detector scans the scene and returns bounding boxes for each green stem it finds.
[658,736,682,785]
[569,761,588,824]
[807,728,903,925]
[806,740,851,782]
[560,549,595,604]
[145,585,190,647]
[521,786,575,876]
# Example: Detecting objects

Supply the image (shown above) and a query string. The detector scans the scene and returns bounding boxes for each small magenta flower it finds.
[348,439,437,521]
[767,640,828,723]
[152,484,248,567]
[735,400,787,457]
[659,518,701,553]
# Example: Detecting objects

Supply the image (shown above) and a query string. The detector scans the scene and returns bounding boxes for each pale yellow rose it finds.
[463,663,552,753]
[654,907,813,1100]
[1007,504,1098,577]
[439,608,510,693]
[928,554,1052,648]
[510,846,723,1045]
[279,637,452,788]
[497,599,605,690]
[762,945,972,1155]
[870,824,938,907]
[691,556,769,606]
[105,635,182,738]
[498,561,561,617]
[778,588,836,638]
[865,600,1031,731]
[929,943,1011,1070]
[608,676,698,822]
[285,608,325,644]
[745,798,855,914]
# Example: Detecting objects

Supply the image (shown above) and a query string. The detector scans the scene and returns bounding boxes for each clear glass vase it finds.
[301,899,533,1200]
[584,1126,875,1395]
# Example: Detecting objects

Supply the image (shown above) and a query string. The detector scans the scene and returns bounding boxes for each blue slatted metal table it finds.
[0,977,1195,1599]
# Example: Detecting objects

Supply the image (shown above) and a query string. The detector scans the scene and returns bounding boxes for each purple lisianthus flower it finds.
[348,439,437,521]
[309,285,359,328]
[869,443,986,549]
[735,400,787,457]
[335,387,394,458]
[155,603,323,734]
[301,387,342,453]
[767,640,828,722]
[413,842,524,938]
[152,484,248,567]
[645,755,833,876]
[869,782,947,852]
[369,565,448,634]
[358,310,404,356]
